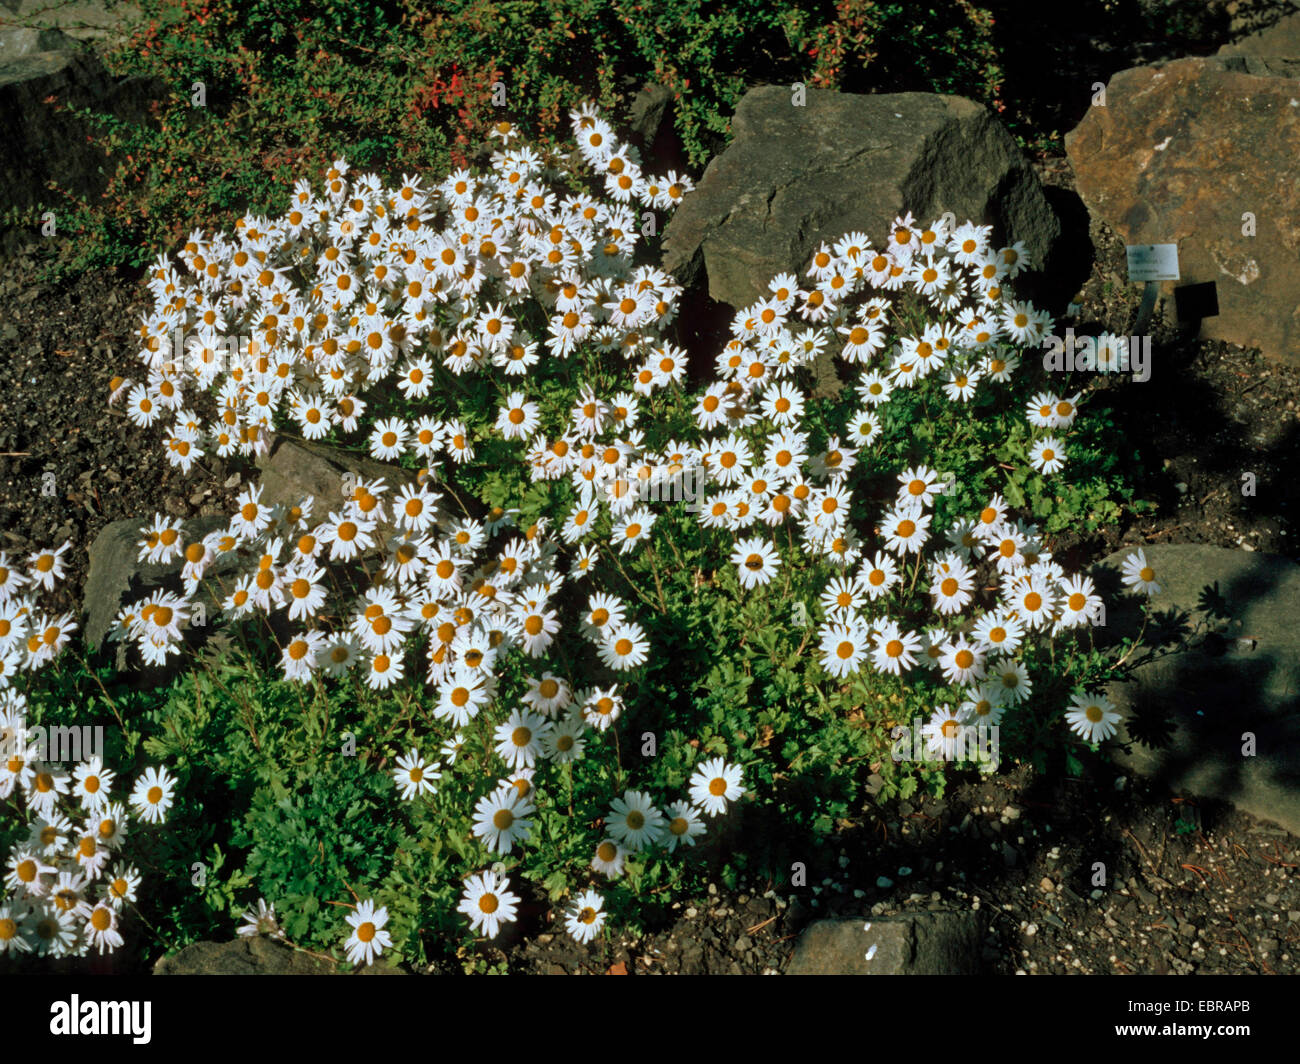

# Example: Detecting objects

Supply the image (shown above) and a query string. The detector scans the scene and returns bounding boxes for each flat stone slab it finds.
[1091,545,1300,835]
[0,25,80,59]
[154,938,335,975]
[786,912,983,975]
[256,435,460,539]
[82,513,231,652]
[0,27,161,212]
[0,0,141,43]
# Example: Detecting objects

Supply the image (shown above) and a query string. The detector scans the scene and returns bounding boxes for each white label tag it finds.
[1126,243,1180,282]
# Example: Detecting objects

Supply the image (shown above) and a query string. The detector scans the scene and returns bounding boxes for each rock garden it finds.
[1,0,1298,976]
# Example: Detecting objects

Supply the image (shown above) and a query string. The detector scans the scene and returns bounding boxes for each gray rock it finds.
[1,1,142,43]
[154,937,336,975]
[0,37,162,213]
[786,911,984,975]
[1218,8,1300,57]
[662,85,1061,313]
[1091,544,1300,836]
[626,82,675,151]
[254,435,454,533]
[82,514,230,651]
[0,27,80,60]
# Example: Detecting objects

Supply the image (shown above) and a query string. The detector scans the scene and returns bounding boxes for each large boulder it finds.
[0,28,161,214]
[786,912,984,975]
[662,85,1062,313]
[1065,57,1300,364]
[1090,545,1300,835]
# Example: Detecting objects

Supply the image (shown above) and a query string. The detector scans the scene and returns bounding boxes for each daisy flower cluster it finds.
[617,214,1127,748]
[0,542,78,685]
[455,755,743,946]
[124,105,691,475]
[108,111,763,957]
[106,110,1157,966]
[109,107,699,691]
[1,693,175,958]
[1,542,176,961]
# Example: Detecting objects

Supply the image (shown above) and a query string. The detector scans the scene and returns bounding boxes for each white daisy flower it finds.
[458,870,520,939]
[1029,436,1067,476]
[938,638,986,686]
[688,757,745,817]
[1054,574,1103,631]
[870,621,921,676]
[590,839,627,879]
[598,623,650,671]
[958,683,1008,728]
[921,705,965,759]
[369,417,408,461]
[989,657,1033,705]
[472,787,535,855]
[972,609,1025,655]
[71,757,115,813]
[880,504,931,556]
[344,899,393,967]
[858,551,900,600]
[84,903,124,955]
[493,709,551,770]
[237,898,285,939]
[0,900,31,955]
[581,686,624,732]
[564,889,607,945]
[129,766,176,824]
[606,790,666,851]
[541,715,586,764]
[103,863,141,910]
[1120,548,1161,596]
[896,465,944,509]
[662,801,707,852]
[522,672,571,717]
[730,537,781,589]
[392,749,440,801]
[930,558,975,616]
[280,631,325,683]
[30,907,79,957]
[1065,690,1123,744]
[818,621,870,679]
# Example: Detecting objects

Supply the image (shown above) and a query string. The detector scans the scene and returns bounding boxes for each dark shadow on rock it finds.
[1021,185,1094,316]
[1090,545,1300,834]
[672,264,735,390]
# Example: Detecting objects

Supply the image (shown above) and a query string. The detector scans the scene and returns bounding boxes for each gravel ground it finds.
[0,250,242,622]
[433,763,1298,975]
